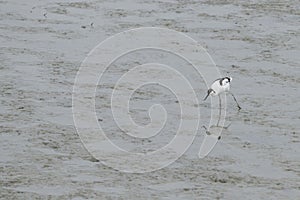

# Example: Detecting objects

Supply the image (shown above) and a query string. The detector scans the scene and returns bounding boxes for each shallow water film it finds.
[1,0,299,199]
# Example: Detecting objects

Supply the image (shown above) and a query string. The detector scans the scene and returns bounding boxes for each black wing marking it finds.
[214,77,225,86]
[214,77,230,86]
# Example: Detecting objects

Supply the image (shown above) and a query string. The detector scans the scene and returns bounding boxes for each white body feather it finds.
[204,77,232,100]
[210,78,231,96]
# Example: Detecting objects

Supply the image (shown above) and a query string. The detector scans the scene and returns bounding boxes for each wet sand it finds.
[1,0,299,199]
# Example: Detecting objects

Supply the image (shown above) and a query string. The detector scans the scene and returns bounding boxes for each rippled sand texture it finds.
[1,0,299,199]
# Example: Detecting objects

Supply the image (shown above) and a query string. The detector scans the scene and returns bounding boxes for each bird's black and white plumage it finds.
[204,77,232,100]
[204,76,241,110]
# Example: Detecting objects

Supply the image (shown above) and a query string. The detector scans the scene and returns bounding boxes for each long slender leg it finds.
[217,95,221,126]
[229,92,241,110]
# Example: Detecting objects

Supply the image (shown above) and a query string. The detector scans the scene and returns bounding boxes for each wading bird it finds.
[204,77,241,126]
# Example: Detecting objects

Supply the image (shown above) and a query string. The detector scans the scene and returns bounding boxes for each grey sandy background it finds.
[0,0,299,199]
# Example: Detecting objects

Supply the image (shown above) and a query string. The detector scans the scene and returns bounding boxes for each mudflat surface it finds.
[1,0,299,199]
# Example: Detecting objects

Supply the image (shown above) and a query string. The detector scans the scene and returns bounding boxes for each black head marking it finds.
[208,88,214,93]
[203,88,215,100]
